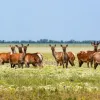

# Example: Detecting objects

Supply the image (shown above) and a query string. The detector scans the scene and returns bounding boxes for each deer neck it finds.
[10,50,16,55]
[52,50,57,59]
[63,50,66,55]
[94,48,97,52]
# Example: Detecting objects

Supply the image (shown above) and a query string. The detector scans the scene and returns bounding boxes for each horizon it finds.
[0,39,100,42]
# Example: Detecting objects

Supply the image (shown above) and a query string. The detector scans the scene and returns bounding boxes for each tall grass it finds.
[0,44,100,100]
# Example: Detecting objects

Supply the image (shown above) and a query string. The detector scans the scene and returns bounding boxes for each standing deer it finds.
[49,44,75,67]
[91,52,100,69]
[0,45,16,65]
[9,44,29,68]
[49,44,63,66]
[9,51,25,68]
[61,45,69,68]
[77,41,100,67]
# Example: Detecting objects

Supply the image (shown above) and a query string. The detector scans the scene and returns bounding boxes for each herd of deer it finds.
[0,44,43,68]
[0,41,100,69]
[49,41,100,69]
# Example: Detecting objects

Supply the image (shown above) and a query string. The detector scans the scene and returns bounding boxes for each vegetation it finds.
[0,44,100,100]
[0,39,99,44]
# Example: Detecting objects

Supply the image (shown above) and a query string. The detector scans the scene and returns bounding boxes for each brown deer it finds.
[67,51,75,66]
[10,53,25,68]
[0,45,16,65]
[24,52,43,67]
[9,44,29,68]
[91,52,100,69]
[19,44,43,68]
[49,44,75,67]
[77,41,99,67]
[49,44,63,66]
[61,45,69,68]
[15,44,23,53]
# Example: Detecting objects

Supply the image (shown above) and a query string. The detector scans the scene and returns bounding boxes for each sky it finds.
[0,0,100,41]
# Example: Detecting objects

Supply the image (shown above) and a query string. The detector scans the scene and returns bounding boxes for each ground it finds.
[0,44,100,100]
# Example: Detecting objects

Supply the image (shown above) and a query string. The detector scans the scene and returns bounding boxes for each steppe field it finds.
[0,43,100,100]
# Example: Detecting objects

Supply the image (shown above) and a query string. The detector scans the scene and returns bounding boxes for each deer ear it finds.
[60,45,63,47]
[15,45,18,47]
[66,45,68,47]
[21,44,23,47]
[49,44,51,47]
[97,41,100,45]
[27,44,29,46]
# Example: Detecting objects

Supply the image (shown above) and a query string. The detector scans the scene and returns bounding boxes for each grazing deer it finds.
[24,52,43,67]
[61,45,69,68]
[67,51,75,66]
[77,41,99,67]
[0,45,16,65]
[49,44,63,66]
[19,44,43,68]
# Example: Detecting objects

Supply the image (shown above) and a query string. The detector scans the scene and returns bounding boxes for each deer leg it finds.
[78,60,81,67]
[62,63,64,68]
[27,63,30,68]
[69,59,74,66]
[66,61,68,68]
[90,60,93,67]
[13,64,15,68]
[18,63,21,68]
[11,64,13,68]
[79,61,83,67]
[2,62,4,65]
[21,63,23,69]
[94,63,98,69]
[56,61,59,66]
[60,62,62,66]
[87,62,89,68]
[25,62,30,68]
[32,63,37,67]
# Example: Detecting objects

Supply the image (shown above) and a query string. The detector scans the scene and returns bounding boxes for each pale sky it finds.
[0,0,100,41]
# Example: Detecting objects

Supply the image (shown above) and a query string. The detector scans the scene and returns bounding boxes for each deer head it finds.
[61,44,68,53]
[91,41,100,52]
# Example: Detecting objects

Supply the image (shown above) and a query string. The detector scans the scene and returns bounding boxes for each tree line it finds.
[0,39,99,44]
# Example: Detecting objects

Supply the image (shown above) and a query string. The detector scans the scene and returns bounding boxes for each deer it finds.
[24,53,43,67]
[91,52,100,69]
[49,44,63,66]
[0,45,16,65]
[49,44,75,67]
[61,45,69,68]
[9,50,25,68]
[10,44,31,68]
[77,41,100,67]
[19,44,43,68]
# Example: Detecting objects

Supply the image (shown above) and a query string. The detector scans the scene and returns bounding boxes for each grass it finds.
[0,44,100,100]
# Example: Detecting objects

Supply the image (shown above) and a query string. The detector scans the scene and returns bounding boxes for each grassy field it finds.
[0,44,100,100]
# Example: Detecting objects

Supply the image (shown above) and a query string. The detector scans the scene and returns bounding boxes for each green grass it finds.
[0,66,100,100]
[0,44,100,100]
